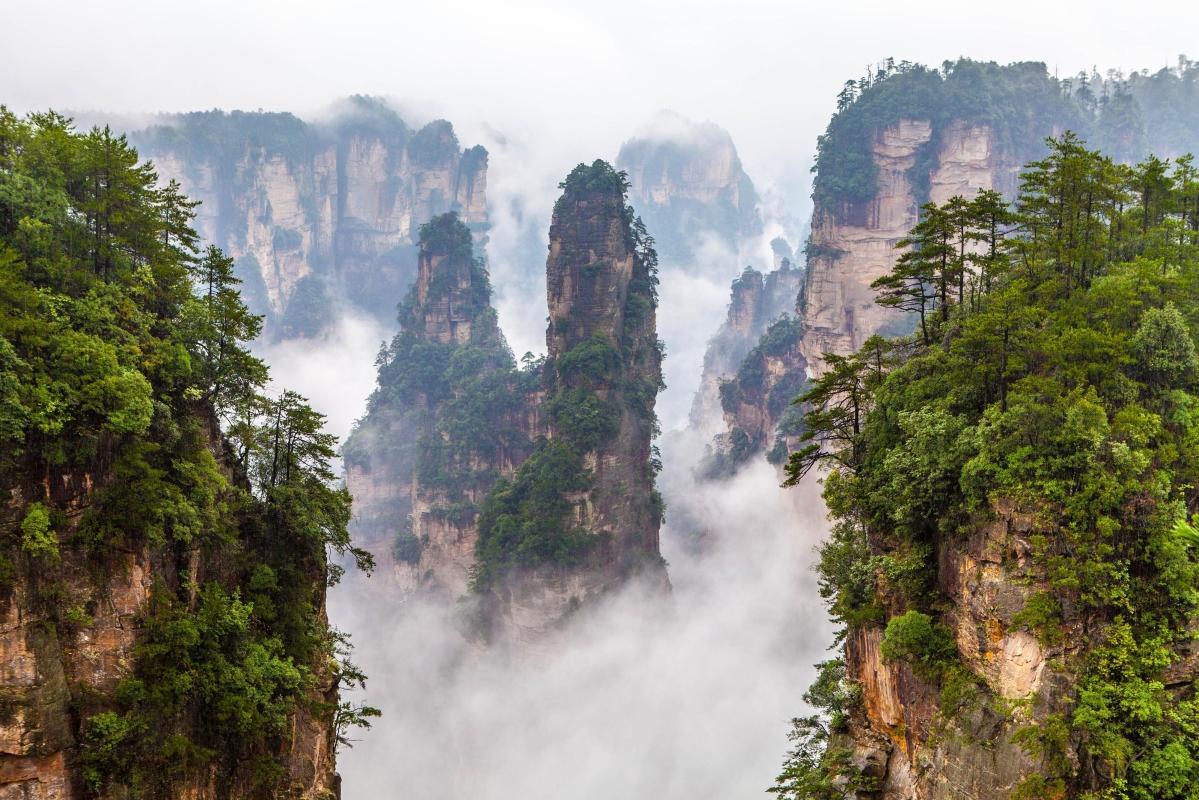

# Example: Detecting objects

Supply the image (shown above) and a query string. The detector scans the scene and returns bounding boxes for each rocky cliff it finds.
[344,162,666,645]
[690,259,804,439]
[800,118,1020,371]
[491,159,668,639]
[616,112,761,271]
[832,501,1058,799]
[0,113,363,799]
[711,58,1199,467]
[2,418,339,800]
[343,212,532,598]
[774,86,1199,800]
[125,98,488,335]
[800,58,1199,376]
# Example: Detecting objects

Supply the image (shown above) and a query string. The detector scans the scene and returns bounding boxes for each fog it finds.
[330,446,834,798]
[10,2,1199,795]
[7,0,1196,235]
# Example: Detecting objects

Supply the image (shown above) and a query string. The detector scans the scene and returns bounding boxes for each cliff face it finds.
[0,112,352,799]
[836,501,1056,799]
[343,213,524,598]
[690,260,804,438]
[708,113,1043,464]
[1,421,339,800]
[128,101,488,335]
[345,164,666,646]
[800,120,1019,372]
[616,113,761,270]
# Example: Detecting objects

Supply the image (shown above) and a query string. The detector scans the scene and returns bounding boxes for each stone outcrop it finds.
[0,420,338,799]
[343,213,520,598]
[800,120,1019,374]
[344,164,666,645]
[836,501,1067,799]
[126,99,488,334]
[616,113,761,270]
[702,119,1025,469]
[543,161,666,567]
[690,260,804,438]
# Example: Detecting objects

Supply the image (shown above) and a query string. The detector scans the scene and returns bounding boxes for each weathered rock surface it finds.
[126,101,488,334]
[0,426,338,799]
[617,113,761,269]
[691,260,804,438]
[344,164,667,648]
[343,214,519,598]
[837,501,1063,800]
[800,120,1018,375]
[703,120,1021,469]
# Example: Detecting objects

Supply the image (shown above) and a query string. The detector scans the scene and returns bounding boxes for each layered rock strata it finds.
[127,99,488,334]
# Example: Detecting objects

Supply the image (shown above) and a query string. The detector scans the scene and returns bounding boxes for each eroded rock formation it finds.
[690,260,804,439]
[127,99,488,334]
[834,501,1064,799]
[800,120,1019,373]
[343,212,529,598]
[616,113,761,270]
[344,162,666,645]
[1,417,339,799]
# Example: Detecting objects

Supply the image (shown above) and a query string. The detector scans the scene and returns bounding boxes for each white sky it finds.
[5,0,1197,205]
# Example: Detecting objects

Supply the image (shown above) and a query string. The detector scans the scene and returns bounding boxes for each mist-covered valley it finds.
[8,3,1199,797]
[243,110,833,796]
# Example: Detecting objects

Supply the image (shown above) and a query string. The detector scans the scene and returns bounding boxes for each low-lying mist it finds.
[247,157,834,796]
[331,430,833,798]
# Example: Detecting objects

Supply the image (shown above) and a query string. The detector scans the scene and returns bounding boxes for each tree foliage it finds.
[778,135,1199,798]
[0,108,373,795]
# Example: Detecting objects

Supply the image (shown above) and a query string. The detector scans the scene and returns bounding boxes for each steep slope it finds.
[715,58,1199,468]
[775,137,1199,800]
[343,213,534,598]
[690,260,804,440]
[122,97,488,335]
[0,113,367,798]
[344,162,666,644]
[480,160,668,639]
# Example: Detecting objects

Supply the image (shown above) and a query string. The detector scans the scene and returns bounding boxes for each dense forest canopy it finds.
[0,108,374,796]
[777,133,1199,798]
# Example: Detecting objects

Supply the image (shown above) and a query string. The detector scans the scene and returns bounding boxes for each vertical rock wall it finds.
[128,104,488,335]
[800,120,1017,375]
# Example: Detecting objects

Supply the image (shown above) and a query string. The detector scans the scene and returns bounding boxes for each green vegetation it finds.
[347,212,537,569]
[712,315,807,473]
[880,610,957,680]
[0,109,373,795]
[777,133,1199,798]
[474,161,662,587]
[814,57,1199,219]
[474,439,596,585]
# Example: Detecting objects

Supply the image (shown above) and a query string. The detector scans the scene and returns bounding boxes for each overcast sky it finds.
[5,0,1198,204]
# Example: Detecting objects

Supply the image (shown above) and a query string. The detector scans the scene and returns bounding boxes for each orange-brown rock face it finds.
[837,501,1063,800]
[1,442,338,799]
[129,102,488,334]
